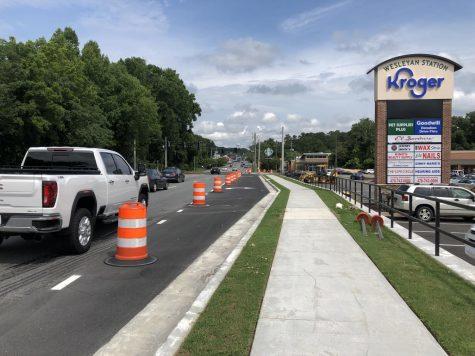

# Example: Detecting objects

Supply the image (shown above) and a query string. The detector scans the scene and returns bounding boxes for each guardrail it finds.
[287,174,475,256]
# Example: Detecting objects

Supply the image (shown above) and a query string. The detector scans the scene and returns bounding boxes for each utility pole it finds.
[164,137,168,168]
[133,139,137,170]
[281,126,284,174]
[257,136,261,173]
[253,132,257,172]
[334,132,338,169]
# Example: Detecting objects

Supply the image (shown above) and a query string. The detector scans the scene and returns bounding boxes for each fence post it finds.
[368,184,372,213]
[390,190,394,228]
[408,194,413,239]
[435,201,440,256]
[360,181,363,208]
[378,186,382,216]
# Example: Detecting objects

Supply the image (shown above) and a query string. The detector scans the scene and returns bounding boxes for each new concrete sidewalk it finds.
[251,176,445,356]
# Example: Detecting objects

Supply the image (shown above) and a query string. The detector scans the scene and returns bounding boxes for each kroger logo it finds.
[387,67,444,98]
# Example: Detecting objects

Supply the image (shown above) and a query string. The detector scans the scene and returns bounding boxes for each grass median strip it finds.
[178,178,289,355]
[283,176,475,356]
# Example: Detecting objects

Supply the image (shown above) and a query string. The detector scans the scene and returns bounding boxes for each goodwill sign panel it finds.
[374,56,455,100]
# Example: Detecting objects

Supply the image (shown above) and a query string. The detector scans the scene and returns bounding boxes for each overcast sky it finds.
[1,0,474,147]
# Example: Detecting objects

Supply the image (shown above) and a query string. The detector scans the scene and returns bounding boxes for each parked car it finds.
[146,168,168,191]
[0,147,149,253]
[350,171,364,180]
[455,177,475,190]
[210,167,221,174]
[465,224,475,259]
[163,167,185,182]
[394,184,475,222]
[364,168,374,174]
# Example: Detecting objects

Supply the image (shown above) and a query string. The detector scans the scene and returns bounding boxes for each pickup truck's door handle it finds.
[108,180,114,184]
[454,198,459,202]
[125,180,130,183]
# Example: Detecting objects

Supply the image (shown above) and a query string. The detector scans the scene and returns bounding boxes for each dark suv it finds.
[210,167,221,174]
[146,168,168,191]
[163,167,185,183]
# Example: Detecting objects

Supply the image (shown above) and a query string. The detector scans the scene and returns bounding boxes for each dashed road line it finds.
[177,209,183,213]
[157,219,167,225]
[51,275,81,291]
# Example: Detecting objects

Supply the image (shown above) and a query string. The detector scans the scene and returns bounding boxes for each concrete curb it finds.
[285,177,475,285]
[154,176,279,355]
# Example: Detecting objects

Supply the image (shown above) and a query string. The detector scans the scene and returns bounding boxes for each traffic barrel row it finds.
[106,171,243,267]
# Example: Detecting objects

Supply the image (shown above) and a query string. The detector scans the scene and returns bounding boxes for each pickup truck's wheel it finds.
[163,183,168,190]
[67,208,93,254]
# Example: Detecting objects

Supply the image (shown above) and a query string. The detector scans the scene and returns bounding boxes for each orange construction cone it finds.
[213,176,223,192]
[193,182,206,205]
[225,174,232,186]
[105,202,157,267]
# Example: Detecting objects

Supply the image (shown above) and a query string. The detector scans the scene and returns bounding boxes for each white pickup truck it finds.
[0,147,149,253]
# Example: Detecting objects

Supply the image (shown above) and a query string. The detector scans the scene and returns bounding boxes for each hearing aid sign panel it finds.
[387,118,441,183]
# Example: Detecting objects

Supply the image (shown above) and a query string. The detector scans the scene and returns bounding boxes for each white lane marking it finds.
[169,186,177,189]
[452,231,466,234]
[51,275,81,291]
[440,244,465,247]
[157,219,167,225]
[414,230,434,233]
[177,209,183,213]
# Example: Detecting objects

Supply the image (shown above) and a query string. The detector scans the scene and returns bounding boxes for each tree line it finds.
[251,113,474,170]
[0,27,216,169]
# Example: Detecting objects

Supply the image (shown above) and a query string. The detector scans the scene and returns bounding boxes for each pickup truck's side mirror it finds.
[135,164,146,180]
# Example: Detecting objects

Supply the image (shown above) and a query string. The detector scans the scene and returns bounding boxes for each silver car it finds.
[393,184,475,222]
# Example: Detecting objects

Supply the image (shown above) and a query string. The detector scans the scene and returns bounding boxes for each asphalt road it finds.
[0,171,267,355]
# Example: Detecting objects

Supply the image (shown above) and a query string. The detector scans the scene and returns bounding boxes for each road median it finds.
[176,178,289,355]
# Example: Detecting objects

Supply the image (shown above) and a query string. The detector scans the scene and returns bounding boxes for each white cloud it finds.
[210,38,277,73]
[286,114,301,122]
[281,1,351,33]
[262,112,278,122]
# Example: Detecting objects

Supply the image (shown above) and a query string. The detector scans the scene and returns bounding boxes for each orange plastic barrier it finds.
[225,174,232,186]
[213,176,223,192]
[193,182,206,205]
[105,202,157,266]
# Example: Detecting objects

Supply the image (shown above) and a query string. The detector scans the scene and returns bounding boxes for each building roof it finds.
[367,53,463,74]
[451,150,475,160]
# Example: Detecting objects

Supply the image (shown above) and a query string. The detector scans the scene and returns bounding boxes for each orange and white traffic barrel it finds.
[105,202,157,267]
[213,176,223,192]
[193,182,206,205]
[225,174,232,186]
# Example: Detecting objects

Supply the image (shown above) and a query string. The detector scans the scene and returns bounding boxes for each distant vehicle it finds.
[147,168,168,191]
[163,167,185,182]
[393,184,475,222]
[220,166,229,173]
[364,168,374,174]
[210,167,221,174]
[465,224,475,259]
[450,175,462,185]
[0,147,149,253]
[456,177,475,189]
[452,169,465,176]
[350,171,364,180]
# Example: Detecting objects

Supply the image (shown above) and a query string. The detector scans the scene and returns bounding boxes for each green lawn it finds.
[283,176,475,356]
[178,178,289,355]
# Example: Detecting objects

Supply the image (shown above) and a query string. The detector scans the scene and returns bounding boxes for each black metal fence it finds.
[290,175,475,257]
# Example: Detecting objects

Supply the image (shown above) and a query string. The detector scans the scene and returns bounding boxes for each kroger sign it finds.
[370,55,458,100]
[387,67,444,98]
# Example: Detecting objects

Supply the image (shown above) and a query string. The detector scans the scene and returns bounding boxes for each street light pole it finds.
[257,136,261,173]
[164,137,168,168]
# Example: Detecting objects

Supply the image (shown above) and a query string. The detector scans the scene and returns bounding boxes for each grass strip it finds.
[283,176,475,355]
[178,178,289,355]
